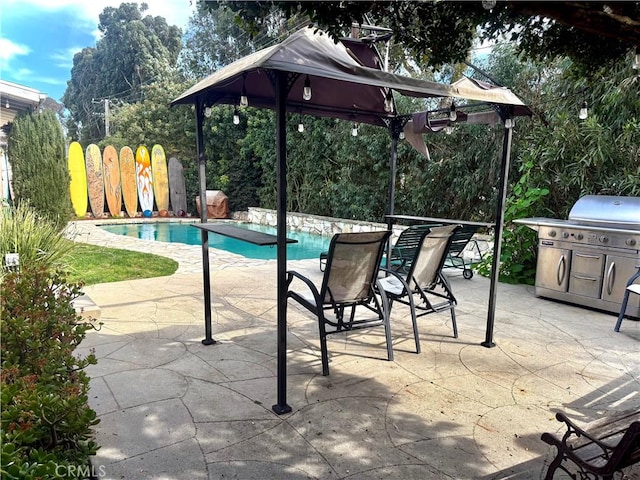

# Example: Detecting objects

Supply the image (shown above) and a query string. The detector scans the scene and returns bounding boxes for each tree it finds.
[208,1,639,72]
[62,47,100,142]
[108,77,261,213]
[62,2,182,144]
[515,60,640,216]
[202,105,261,212]
[103,3,268,215]
[107,73,195,156]
[8,110,72,231]
[180,5,258,79]
[180,4,311,78]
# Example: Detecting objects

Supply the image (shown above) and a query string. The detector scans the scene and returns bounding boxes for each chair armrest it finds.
[380,266,404,275]
[377,267,412,296]
[286,270,323,308]
[374,278,391,315]
[379,267,407,283]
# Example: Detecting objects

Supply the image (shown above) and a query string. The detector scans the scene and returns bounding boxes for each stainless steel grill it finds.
[515,195,640,318]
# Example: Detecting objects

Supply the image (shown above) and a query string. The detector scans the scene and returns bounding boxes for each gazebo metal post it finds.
[195,99,216,346]
[273,70,292,415]
[384,117,408,266]
[482,116,514,348]
[385,124,399,266]
[387,126,399,219]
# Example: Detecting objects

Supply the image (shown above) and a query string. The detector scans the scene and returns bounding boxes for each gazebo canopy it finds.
[171,26,530,124]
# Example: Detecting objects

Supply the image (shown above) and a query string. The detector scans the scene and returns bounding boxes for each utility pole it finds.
[104,99,110,137]
[91,98,110,138]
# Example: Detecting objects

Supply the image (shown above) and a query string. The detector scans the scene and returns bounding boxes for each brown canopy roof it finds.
[171,26,529,125]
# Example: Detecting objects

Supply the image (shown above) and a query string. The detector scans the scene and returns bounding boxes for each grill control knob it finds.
[562,232,570,239]
[626,238,637,247]
[549,230,557,238]
[576,233,584,240]
[599,235,609,244]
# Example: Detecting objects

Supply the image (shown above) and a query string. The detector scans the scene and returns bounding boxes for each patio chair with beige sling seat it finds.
[377,224,462,354]
[287,230,393,376]
[385,223,442,274]
[319,224,440,273]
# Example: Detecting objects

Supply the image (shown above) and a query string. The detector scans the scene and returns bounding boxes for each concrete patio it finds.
[70,221,640,480]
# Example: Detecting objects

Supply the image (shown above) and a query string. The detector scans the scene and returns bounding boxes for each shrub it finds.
[0,204,74,280]
[7,110,72,231]
[477,159,550,284]
[1,266,100,479]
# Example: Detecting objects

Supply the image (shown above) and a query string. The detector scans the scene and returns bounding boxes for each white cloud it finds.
[0,37,30,61]
[11,68,34,81]
[36,76,68,86]
[51,47,83,69]
[0,38,30,77]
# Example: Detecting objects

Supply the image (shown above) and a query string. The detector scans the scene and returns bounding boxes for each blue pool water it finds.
[100,222,330,260]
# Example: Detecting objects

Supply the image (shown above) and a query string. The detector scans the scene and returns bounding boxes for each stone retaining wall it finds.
[246,207,393,237]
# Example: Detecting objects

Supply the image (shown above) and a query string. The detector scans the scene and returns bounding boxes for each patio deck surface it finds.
[70,221,640,480]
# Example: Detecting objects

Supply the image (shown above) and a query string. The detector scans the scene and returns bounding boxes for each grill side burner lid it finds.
[568,195,640,230]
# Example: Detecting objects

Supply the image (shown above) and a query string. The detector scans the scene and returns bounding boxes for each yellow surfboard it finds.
[85,143,104,218]
[103,145,122,217]
[68,142,88,217]
[119,146,138,218]
[135,145,154,216]
[151,144,169,214]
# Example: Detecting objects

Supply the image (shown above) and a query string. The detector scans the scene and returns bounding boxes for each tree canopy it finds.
[207,1,640,73]
[62,2,182,144]
[179,5,259,79]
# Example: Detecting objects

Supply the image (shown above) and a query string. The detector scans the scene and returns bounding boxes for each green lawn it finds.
[62,242,178,285]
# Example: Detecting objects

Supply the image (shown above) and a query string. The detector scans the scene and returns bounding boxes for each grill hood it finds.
[568,195,640,229]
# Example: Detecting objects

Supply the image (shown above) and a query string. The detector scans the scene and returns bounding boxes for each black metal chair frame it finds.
[287,230,393,376]
[377,225,461,354]
[614,264,640,332]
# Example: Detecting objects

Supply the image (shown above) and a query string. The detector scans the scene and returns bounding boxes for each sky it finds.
[0,0,196,102]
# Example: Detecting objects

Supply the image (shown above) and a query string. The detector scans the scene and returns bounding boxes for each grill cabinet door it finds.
[602,254,640,309]
[536,243,570,292]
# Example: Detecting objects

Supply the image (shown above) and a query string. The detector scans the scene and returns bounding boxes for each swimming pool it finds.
[100,222,330,260]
